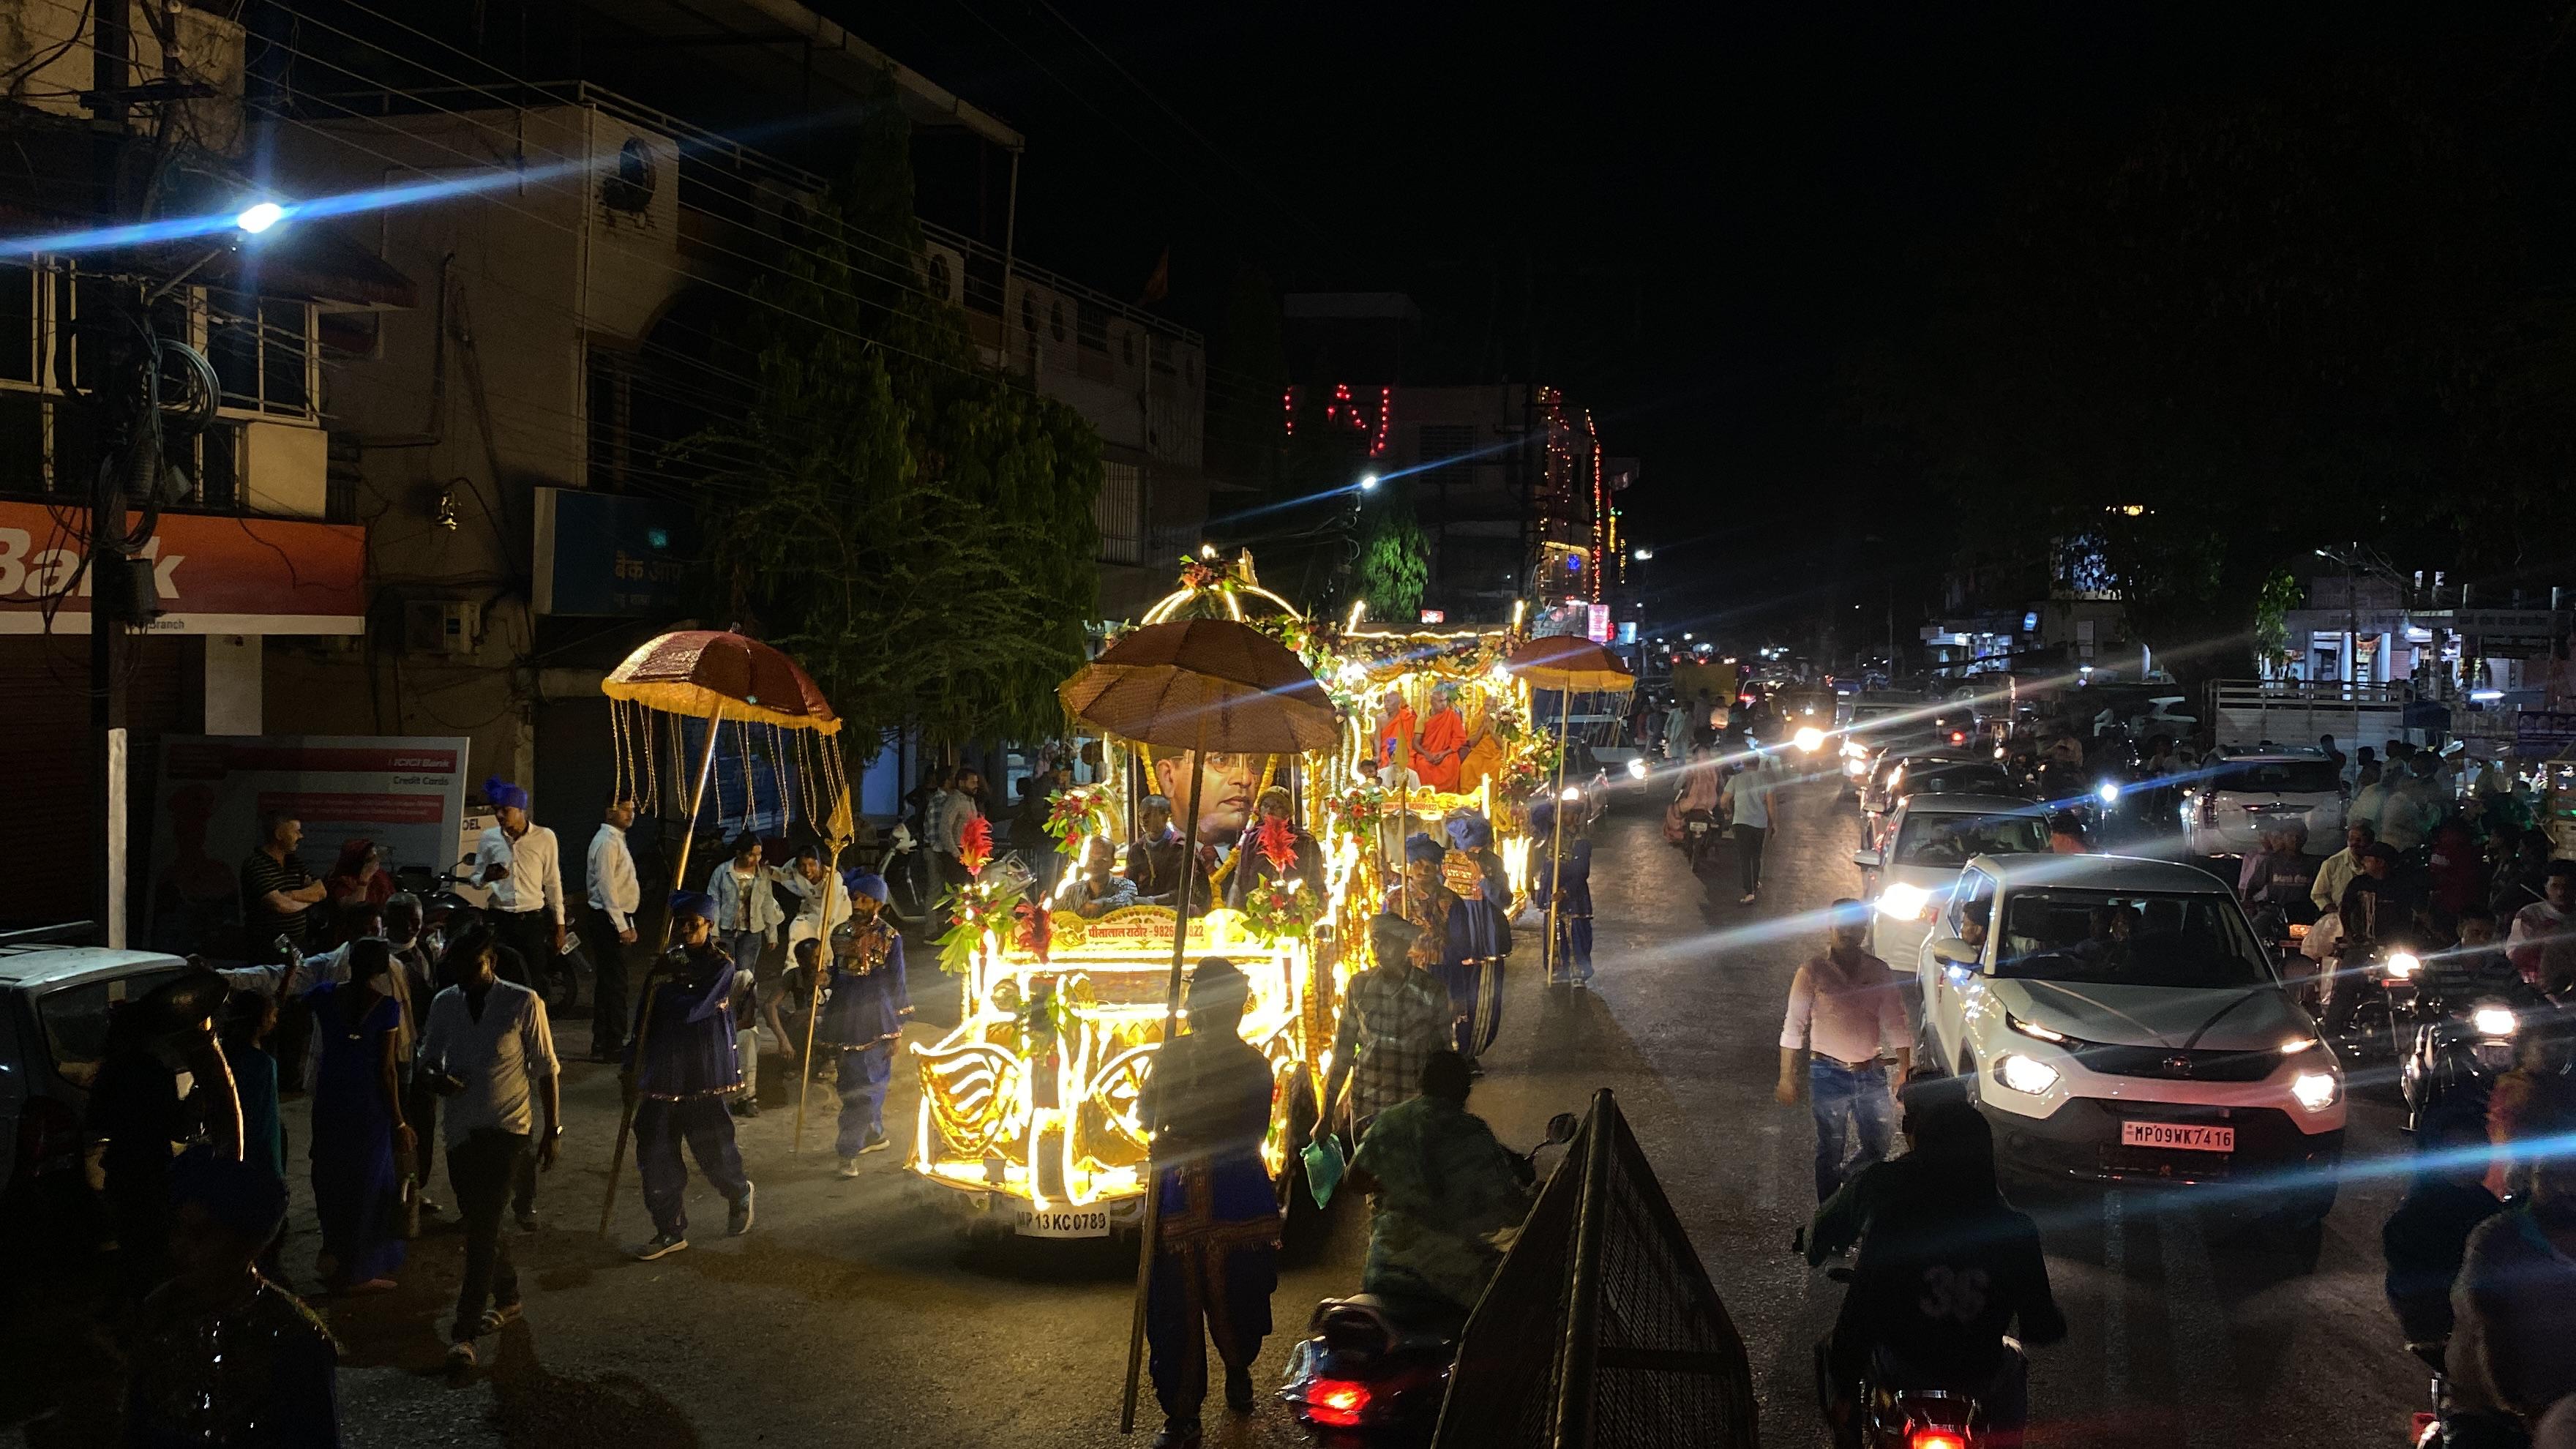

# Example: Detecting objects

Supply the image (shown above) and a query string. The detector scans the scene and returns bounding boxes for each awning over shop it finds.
[0,502,366,635]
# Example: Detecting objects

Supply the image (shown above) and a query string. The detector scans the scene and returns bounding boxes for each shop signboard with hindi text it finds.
[144,735,470,956]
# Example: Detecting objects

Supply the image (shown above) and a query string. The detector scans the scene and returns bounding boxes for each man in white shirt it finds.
[586,798,643,1063]
[2507,862,2576,996]
[1721,746,1791,905]
[418,940,559,1371]
[1775,901,1912,1201]
[474,776,564,988]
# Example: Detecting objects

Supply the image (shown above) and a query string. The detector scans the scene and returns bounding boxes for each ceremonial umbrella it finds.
[596,629,851,1232]
[1505,636,1635,982]
[1059,618,1336,1433]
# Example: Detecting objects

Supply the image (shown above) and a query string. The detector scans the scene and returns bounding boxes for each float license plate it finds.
[1015,1207,1110,1239]
[2119,1121,2233,1153]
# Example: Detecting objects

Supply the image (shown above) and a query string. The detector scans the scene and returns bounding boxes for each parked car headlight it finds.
[2291,1071,2339,1112]
[1876,883,1931,923]
[2473,1005,2519,1038]
[1994,1054,2059,1096]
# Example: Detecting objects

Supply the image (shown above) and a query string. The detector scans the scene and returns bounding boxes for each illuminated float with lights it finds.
[905,554,1553,1238]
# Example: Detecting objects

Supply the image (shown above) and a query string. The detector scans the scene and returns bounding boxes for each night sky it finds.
[849,3,2576,648]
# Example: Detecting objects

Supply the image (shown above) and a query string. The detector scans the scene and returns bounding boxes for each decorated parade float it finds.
[905,555,1560,1238]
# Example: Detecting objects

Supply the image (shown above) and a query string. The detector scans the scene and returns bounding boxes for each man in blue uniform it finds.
[820,872,911,1175]
[1140,957,1281,1448]
[623,892,754,1260]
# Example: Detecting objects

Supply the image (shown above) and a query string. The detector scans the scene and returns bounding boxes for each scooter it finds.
[1276,1112,1579,1443]
[1805,1255,2028,1449]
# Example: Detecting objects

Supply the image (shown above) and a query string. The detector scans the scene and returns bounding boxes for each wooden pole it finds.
[1120,719,1207,1433]
[792,812,850,1155]
[1545,687,1570,981]
[599,707,724,1238]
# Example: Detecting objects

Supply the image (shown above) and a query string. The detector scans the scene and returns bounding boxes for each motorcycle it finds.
[2246,901,2323,1011]
[1680,808,1721,874]
[1276,1112,1579,1443]
[2401,990,2526,1134]
[1819,1317,2025,1449]
[2325,938,2428,1074]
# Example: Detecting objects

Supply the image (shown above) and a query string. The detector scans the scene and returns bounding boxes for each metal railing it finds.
[1431,1088,1759,1449]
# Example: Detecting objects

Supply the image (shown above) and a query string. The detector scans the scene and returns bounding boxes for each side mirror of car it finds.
[1545,1111,1581,1145]
[1930,936,1980,967]
[1851,847,1883,870]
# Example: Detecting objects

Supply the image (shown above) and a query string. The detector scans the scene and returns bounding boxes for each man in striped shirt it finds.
[1325,914,1457,1139]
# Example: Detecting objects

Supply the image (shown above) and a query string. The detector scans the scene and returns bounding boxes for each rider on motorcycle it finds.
[2326,843,2424,1037]
[1344,1050,1534,1325]
[1821,1101,2067,1439]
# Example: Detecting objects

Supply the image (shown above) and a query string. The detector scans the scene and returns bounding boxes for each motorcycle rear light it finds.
[1307,1378,1371,1428]
[1909,1431,1969,1449]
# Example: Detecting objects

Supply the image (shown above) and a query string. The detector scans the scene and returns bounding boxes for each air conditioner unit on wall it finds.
[404,599,480,656]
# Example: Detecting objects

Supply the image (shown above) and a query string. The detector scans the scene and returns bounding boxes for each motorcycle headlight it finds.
[1794,727,1826,755]
[2473,1005,2519,1038]
[2095,781,2122,804]
[1841,741,1868,759]
[2384,951,2420,981]
[1876,883,1931,923]
[1994,1053,2059,1096]
[2291,1071,2339,1112]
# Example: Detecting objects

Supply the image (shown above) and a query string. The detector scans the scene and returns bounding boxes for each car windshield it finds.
[1993,888,2272,988]
[1892,813,2050,866]
[37,967,189,1088]
[2209,760,2342,794]
[1908,763,2012,796]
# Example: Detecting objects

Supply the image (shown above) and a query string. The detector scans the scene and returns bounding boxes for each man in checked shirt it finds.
[1325,914,1458,1140]
[1777,899,1914,1202]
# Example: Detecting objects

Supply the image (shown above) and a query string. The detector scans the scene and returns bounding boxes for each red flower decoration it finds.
[1257,815,1299,874]
[1012,899,1052,962]
[960,816,993,875]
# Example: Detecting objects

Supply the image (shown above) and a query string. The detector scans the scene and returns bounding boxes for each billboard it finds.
[145,735,470,956]
[0,502,365,634]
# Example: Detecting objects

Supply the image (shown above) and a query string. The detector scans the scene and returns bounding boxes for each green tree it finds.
[1351,484,1430,622]
[685,81,1101,751]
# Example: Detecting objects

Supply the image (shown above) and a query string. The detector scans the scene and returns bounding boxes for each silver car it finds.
[0,940,195,1200]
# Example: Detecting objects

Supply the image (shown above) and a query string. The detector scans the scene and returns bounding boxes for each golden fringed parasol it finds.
[1505,636,1634,982]
[596,629,857,1232]
[1059,619,1334,1434]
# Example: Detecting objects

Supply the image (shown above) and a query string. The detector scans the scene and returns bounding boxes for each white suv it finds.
[1854,793,2051,982]
[2181,746,2347,859]
[1916,854,2343,1222]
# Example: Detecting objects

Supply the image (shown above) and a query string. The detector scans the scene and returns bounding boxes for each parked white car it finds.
[1915,853,2344,1222]
[1852,793,2051,978]
[0,937,195,1201]
[2180,746,2347,859]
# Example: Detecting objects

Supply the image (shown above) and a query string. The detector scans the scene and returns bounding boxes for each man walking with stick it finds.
[1137,959,1280,1448]
[622,893,754,1261]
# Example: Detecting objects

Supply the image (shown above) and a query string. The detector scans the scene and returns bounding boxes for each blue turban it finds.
[669,890,716,921]
[1527,799,1557,836]
[844,871,889,903]
[483,776,528,812]
[1404,831,1447,865]
[1445,812,1492,850]
[170,1145,288,1246]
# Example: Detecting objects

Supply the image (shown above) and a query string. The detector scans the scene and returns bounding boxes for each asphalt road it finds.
[33,780,2425,1449]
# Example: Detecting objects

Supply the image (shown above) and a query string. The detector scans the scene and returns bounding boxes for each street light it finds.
[1357,472,1379,493]
[235,201,287,234]
[1632,547,1652,561]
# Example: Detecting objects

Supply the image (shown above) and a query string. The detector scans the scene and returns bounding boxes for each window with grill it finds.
[1078,302,1108,353]
[1417,423,1478,482]
[207,290,314,418]
[1096,462,1144,565]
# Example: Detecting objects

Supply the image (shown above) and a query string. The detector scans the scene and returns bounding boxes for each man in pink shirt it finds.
[1776,899,1914,1201]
